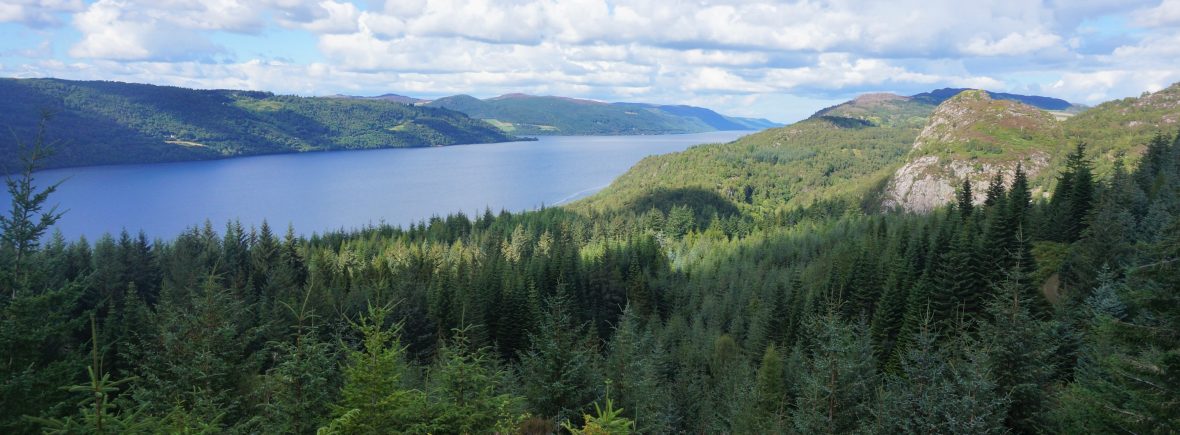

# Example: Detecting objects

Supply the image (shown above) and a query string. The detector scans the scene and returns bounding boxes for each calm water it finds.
[5,131,749,241]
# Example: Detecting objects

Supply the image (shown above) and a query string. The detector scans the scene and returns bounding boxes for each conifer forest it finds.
[2,114,1178,433]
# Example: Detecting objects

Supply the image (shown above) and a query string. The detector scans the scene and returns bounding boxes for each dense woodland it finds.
[0,78,518,173]
[423,94,775,136]
[1,99,1178,434]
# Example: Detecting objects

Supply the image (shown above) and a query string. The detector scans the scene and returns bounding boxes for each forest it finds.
[0,78,519,173]
[1,114,1178,433]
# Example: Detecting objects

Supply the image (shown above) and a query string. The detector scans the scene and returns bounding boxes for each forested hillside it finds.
[424,93,778,135]
[584,85,1175,219]
[0,78,518,172]
[1,95,1177,433]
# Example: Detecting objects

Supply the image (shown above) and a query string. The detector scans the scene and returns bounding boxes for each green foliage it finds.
[0,112,65,296]
[576,118,917,217]
[791,311,878,434]
[425,94,770,135]
[561,395,636,435]
[877,320,1008,434]
[426,328,526,433]
[3,101,1179,434]
[517,295,604,423]
[0,78,518,171]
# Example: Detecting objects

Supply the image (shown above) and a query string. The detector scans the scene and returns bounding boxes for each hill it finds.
[0,78,518,172]
[809,93,935,128]
[911,88,1079,111]
[579,85,1174,217]
[572,117,918,216]
[1062,82,1180,163]
[882,90,1065,212]
[424,93,780,135]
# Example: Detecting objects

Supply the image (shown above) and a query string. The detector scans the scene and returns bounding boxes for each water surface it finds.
[5,131,749,241]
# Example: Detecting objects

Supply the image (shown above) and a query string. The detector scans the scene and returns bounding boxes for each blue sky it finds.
[3,0,1180,122]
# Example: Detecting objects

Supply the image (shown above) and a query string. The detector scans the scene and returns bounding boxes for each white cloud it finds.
[1131,0,1180,27]
[960,30,1063,56]
[2,0,1177,121]
[0,0,84,27]
[1046,69,1180,103]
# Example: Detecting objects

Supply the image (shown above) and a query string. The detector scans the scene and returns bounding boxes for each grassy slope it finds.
[573,119,918,216]
[0,78,516,172]
[577,85,1179,218]
[1063,82,1180,170]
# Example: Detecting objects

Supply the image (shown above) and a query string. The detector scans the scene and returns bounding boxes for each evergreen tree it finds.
[606,306,673,434]
[980,265,1060,433]
[319,303,436,434]
[983,172,1006,208]
[1,112,65,297]
[1053,218,1180,433]
[877,317,1007,434]
[792,310,878,434]
[752,343,789,432]
[517,295,604,424]
[426,328,526,433]
[956,177,975,221]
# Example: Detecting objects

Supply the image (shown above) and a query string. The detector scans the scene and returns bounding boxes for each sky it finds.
[2,0,1180,122]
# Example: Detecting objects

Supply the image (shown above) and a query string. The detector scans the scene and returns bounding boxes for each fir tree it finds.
[1,112,65,298]
[792,310,878,434]
[517,295,604,424]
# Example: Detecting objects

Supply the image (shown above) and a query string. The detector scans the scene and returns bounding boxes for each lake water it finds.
[5,131,749,241]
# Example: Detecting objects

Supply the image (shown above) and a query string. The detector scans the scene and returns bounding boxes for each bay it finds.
[4,131,749,241]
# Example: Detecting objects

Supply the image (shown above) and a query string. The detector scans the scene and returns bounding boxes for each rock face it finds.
[882,90,1062,212]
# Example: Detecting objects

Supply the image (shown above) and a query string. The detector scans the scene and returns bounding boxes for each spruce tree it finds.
[792,310,878,434]
[752,344,789,431]
[517,295,604,424]
[957,177,975,221]
[878,319,1007,434]
[1,112,65,298]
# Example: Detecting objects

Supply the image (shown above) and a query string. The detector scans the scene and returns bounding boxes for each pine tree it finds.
[980,264,1060,433]
[877,317,1007,434]
[752,343,789,431]
[259,293,336,434]
[606,306,673,433]
[319,303,436,434]
[984,172,1006,208]
[517,295,604,424]
[1,112,65,298]
[1053,218,1180,433]
[792,310,878,434]
[957,177,975,221]
[427,327,526,433]
[34,316,153,434]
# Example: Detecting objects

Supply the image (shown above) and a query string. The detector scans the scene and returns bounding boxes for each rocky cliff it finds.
[882,90,1063,212]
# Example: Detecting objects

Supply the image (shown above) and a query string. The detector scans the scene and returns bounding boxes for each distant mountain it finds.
[809,93,935,128]
[324,93,425,104]
[0,78,518,172]
[423,93,780,135]
[911,88,1079,111]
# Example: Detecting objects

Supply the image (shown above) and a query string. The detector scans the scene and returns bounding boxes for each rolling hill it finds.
[577,85,1176,217]
[0,78,518,172]
[423,93,780,135]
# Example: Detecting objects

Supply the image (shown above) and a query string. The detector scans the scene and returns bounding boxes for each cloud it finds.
[960,30,1064,56]
[1131,0,1180,27]
[2,0,1178,121]
[1046,69,1180,103]
[69,0,225,61]
[0,0,84,27]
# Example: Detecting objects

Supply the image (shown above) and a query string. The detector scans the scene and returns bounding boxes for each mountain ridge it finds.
[0,78,519,172]
[424,93,781,135]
